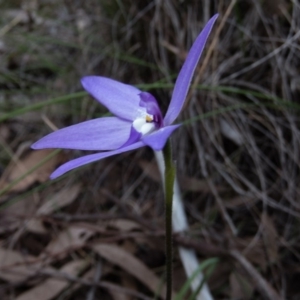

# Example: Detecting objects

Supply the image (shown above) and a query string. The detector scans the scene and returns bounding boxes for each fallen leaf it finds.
[107,219,140,232]
[43,224,95,257]
[0,247,41,282]
[26,184,81,234]
[0,194,37,234]
[93,243,175,299]
[15,260,88,300]
[0,150,65,193]
[66,262,113,296]
[39,184,81,215]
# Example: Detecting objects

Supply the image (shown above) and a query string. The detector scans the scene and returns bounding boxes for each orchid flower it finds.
[32,14,218,179]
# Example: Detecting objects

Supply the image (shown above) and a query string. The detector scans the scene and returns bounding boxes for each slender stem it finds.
[162,140,175,300]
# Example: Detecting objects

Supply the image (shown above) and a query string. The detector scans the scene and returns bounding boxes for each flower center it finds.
[145,115,153,122]
[132,114,156,135]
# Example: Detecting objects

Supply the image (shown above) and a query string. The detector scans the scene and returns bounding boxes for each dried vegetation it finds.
[0,0,300,299]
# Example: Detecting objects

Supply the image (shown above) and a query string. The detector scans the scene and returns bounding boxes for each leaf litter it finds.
[0,149,65,194]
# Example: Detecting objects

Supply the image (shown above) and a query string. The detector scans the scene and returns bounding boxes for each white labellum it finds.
[133,116,156,135]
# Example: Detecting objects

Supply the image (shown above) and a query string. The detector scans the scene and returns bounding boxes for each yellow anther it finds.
[145,115,153,122]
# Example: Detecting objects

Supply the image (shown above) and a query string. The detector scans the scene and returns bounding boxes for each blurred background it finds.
[0,0,299,299]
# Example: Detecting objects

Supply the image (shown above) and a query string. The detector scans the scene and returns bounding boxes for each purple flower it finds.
[32,14,218,179]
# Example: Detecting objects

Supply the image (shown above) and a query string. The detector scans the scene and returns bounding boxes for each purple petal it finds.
[121,126,141,147]
[50,141,145,179]
[32,117,132,151]
[81,76,143,121]
[141,124,181,151]
[164,14,218,126]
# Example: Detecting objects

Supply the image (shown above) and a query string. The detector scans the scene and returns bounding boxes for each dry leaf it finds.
[43,224,95,257]
[104,263,135,300]
[37,184,81,215]
[93,243,175,299]
[0,194,37,234]
[66,263,113,297]
[0,247,41,282]
[15,260,87,300]
[0,150,65,193]
[26,184,81,234]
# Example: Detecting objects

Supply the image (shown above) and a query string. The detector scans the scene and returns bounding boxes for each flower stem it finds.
[162,139,175,300]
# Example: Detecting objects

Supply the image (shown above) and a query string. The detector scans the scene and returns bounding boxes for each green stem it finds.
[162,139,175,300]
